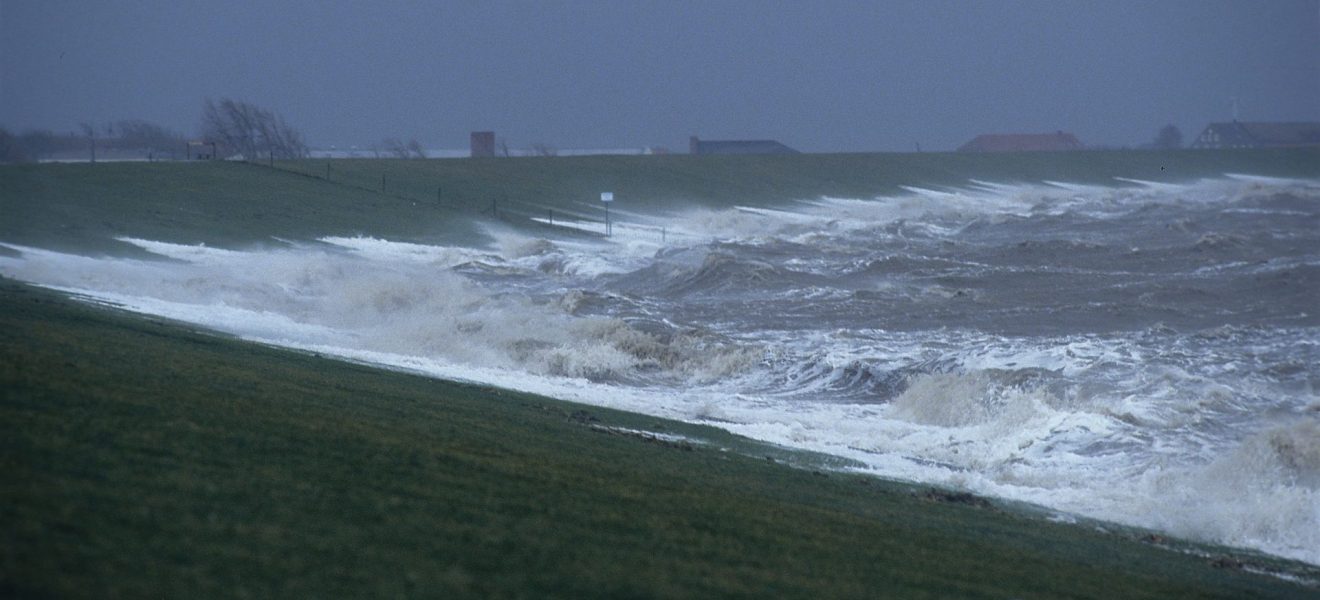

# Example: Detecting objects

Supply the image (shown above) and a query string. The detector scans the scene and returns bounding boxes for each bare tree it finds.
[382,138,409,159]
[113,119,185,156]
[200,98,308,160]
[405,138,427,159]
[382,137,427,159]
[14,129,59,161]
[1153,124,1183,150]
[79,122,96,163]
[0,128,28,163]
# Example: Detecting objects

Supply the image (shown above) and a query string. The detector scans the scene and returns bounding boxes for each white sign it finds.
[600,192,614,202]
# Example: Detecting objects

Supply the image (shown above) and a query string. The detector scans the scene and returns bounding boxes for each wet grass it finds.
[275,148,1320,217]
[0,160,480,256]
[2,278,1316,598]
[3,148,1317,255]
[4,150,1319,596]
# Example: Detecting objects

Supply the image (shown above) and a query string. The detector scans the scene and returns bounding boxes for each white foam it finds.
[117,237,251,263]
[319,236,495,267]
[1129,421,1320,565]
[4,174,1319,567]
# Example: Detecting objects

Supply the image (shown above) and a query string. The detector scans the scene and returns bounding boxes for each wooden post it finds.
[326,163,331,180]
[381,173,386,193]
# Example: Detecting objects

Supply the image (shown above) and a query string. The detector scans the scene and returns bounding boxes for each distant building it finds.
[689,136,797,155]
[1189,122,1320,149]
[470,131,496,158]
[958,132,1084,153]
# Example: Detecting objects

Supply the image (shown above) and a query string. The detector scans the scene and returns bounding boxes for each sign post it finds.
[600,192,614,236]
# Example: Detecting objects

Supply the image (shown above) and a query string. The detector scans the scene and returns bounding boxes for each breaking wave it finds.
[4,174,1320,566]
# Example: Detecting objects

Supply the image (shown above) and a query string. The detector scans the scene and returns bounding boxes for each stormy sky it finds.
[2,0,1317,152]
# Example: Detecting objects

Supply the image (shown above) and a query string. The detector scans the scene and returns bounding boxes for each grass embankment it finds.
[281,147,1320,215]
[2,279,1314,598]
[4,151,1319,596]
[3,148,1318,255]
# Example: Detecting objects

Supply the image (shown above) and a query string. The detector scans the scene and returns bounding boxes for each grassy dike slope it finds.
[3,151,1319,597]
[3,148,1318,255]
[1,279,1314,598]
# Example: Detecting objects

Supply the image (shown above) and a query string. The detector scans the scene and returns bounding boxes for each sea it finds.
[4,173,1318,566]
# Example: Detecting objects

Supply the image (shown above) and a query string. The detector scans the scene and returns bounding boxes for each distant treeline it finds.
[1,98,308,164]
[0,120,189,163]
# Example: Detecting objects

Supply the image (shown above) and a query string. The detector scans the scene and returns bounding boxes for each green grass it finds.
[4,151,1320,596]
[2,278,1316,598]
[4,148,1318,255]
[277,148,1320,216]
[0,161,479,256]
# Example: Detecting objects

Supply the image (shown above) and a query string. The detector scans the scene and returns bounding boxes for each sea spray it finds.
[4,175,1319,565]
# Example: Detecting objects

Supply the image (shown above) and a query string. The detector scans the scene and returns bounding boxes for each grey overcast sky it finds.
[2,0,1317,152]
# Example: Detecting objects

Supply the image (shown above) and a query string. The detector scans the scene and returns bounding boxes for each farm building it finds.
[1189,122,1320,149]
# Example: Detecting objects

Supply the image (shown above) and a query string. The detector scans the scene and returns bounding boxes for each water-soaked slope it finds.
[4,279,1316,598]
